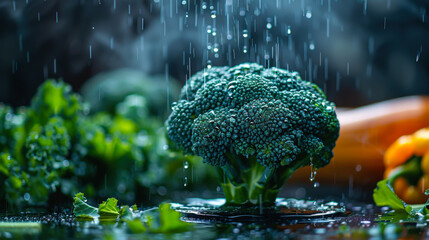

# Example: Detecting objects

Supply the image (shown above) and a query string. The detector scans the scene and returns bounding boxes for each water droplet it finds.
[206,25,212,34]
[254,8,261,16]
[305,10,312,19]
[157,186,167,196]
[242,29,248,38]
[309,42,315,50]
[287,26,292,34]
[239,8,246,16]
[313,182,320,188]
[184,176,188,187]
[184,161,189,169]
[243,46,248,53]
[355,164,362,172]
[63,160,69,167]
[309,158,317,181]
[181,0,187,5]
[201,2,207,9]
[24,193,31,201]
[211,10,216,18]
[266,23,272,29]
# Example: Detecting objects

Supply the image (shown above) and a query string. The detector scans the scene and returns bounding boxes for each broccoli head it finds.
[167,63,340,205]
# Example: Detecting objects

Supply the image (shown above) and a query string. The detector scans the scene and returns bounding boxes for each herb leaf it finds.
[73,193,99,219]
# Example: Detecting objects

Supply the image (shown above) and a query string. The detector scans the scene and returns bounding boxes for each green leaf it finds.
[155,203,193,233]
[0,153,10,176]
[373,179,407,211]
[131,204,138,211]
[125,219,147,234]
[373,179,429,217]
[98,198,120,219]
[73,193,99,219]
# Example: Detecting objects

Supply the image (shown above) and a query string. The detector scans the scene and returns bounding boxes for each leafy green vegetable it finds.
[0,78,218,209]
[99,198,120,218]
[81,69,181,119]
[373,179,429,216]
[155,203,193,233]
[72,193,193,234]
[73,193,99,219]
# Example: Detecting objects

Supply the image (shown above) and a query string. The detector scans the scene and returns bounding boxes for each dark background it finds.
[0,0,428,108]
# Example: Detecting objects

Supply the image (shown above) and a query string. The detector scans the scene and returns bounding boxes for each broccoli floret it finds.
[166,63,340,205]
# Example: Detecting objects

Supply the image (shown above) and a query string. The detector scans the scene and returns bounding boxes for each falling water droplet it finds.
[313,182,320,188]
[184,161,189,169]
[239,8,246,16]
[242,29,248,38]
[211,10,216,19]
[184,176,188,187]
[213,44,219,53]
[287,26,292,34]
[309,158,317,181]
[305,10,312,19]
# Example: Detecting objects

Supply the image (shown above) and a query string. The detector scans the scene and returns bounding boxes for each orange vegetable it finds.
[421,152,429,174]
[393,177,409,199]
[287,96,429,188]
[417,175,429,194]
[384,135,414,169]
[403,186,426,204]
[380,122,429,204]
[413,128,429,155]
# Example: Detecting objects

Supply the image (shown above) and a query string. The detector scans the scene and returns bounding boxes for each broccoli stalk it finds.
[167,63,340,205]
[218,152,307,205]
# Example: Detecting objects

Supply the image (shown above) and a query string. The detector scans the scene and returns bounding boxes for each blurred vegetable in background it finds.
[373,127,429,217]
[380,128,429,203]
[0,77,217,209]
[81,68,181,119]
[288,96,429,188]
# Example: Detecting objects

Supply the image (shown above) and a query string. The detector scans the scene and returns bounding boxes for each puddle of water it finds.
[1,199,428,239]
[172,198,347,223]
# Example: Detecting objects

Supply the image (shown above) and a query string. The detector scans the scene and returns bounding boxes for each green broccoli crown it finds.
[167,63,339,170]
